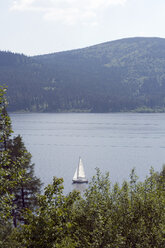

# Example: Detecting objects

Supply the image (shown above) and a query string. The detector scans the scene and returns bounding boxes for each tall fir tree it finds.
[0,85,42,228]
[8,135,42,226]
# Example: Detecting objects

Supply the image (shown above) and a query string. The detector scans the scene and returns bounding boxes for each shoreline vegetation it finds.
[1,86,165,247]
[8,105,165,114]
[9,109,165,114]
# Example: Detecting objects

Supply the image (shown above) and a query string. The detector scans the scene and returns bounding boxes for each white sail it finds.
[72,157,88,183]
[73,168,78,180]
[77,158,86,179]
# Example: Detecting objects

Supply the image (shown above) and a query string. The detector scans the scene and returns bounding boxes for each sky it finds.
[1,0,165,56]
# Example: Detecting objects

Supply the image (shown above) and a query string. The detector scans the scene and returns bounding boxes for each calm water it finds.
[10,113,165,193]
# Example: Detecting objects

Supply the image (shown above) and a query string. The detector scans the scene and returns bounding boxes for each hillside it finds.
[1,37,165,112]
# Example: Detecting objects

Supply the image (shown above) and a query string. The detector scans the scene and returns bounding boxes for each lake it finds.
[10,113,165,193]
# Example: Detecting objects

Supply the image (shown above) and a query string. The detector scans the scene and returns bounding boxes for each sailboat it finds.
[72,157,88,183]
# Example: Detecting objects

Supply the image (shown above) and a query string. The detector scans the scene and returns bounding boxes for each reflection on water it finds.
[72,183,88,195]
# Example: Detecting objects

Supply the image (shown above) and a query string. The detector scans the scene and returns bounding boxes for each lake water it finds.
[10,113,165,193]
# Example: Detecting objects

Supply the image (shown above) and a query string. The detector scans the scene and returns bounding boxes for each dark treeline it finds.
[1,37,165,112]
[0,86,165,247]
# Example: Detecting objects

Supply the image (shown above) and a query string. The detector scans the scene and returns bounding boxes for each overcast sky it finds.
[1,0,165,56]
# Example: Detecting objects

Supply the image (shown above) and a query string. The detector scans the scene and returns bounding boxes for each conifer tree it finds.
[0,85,41,228]
[8,135,42,226]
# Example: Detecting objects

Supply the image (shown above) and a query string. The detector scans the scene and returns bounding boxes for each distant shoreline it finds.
[9,108,165,114]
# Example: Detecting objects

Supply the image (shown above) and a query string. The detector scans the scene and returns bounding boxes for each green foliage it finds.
[0,85,165,247]
[1,162,165,247]
[71,168,165,248]
[0,86,14,221]
[0,86,13,150]
[17,177,80,248]
[0,86,41,246]
[6,135,42,226]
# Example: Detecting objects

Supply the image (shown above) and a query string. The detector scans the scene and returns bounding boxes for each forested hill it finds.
[1,37,165,112]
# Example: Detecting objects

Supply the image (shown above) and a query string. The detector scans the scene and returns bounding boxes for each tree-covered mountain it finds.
[1,37,165,112]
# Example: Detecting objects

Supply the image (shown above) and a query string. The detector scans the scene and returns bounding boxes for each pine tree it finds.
[0,86,12,151]
[8,135,42,226]
[0,85,42,227]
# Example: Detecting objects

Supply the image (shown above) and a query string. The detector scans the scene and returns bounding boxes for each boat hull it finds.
[72,179,88,184]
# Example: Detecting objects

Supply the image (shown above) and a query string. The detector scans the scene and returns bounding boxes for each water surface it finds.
[10,113,165,193]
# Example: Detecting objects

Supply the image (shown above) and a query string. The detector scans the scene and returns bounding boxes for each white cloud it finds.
[11,0,127,25]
